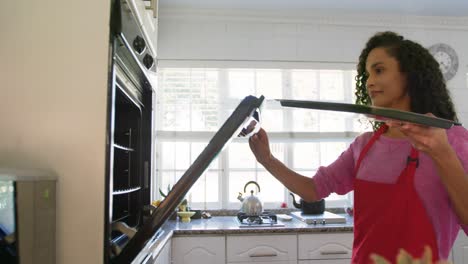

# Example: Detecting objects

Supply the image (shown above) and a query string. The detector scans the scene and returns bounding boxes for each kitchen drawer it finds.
[229,261,297,264]
[298,233,353,260]
[298,260,351,264]
[172,236,225,264]
[227,234,297,263]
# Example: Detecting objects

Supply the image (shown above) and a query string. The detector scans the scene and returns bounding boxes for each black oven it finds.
[106,1,265,263]
[105,0,155,262]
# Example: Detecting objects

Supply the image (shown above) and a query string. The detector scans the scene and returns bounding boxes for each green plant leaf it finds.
[159,184,190,208]
[159,188,166,198]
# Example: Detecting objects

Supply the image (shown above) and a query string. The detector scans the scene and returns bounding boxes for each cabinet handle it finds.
[249,253,278,257]
[320,250,349,255]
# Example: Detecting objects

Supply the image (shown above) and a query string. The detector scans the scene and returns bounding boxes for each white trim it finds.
[221,141,229,209]
[157,59,358,69]
[160,8,468,30]
[155,67,360,209]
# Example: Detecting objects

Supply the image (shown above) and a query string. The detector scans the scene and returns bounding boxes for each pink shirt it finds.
[313,125,468,259]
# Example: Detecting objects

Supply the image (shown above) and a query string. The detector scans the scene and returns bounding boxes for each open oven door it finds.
[113,95,265,263]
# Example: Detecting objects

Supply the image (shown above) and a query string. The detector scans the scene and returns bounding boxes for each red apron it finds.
[352,125,439,264]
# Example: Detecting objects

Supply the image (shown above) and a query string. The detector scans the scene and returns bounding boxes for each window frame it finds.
[153,65,363,210]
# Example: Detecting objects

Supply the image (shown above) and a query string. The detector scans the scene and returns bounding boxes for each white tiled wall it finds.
[158,9,468,125]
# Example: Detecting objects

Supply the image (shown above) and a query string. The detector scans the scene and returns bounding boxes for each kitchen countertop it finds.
[165,214,354,235]
[140,213,353,262]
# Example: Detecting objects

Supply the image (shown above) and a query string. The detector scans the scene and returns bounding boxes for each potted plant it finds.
[158,184,188,211]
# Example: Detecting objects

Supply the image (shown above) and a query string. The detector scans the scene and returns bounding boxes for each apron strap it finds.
[407,147,419,168]
[354,124,388,177]
[399,147,420,184]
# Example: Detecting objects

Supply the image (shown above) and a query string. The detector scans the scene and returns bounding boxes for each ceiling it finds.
[159,0,468,17]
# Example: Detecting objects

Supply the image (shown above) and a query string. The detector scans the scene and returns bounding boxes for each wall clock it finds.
[428,43,459,81]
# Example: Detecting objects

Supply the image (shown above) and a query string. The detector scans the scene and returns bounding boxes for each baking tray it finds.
[277,99,461,129]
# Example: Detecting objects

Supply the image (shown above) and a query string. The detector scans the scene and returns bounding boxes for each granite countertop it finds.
[141,212,353,261]
[165,213,354,235]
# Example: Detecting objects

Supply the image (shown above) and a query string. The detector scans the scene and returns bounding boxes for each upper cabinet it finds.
[129,0,159,57]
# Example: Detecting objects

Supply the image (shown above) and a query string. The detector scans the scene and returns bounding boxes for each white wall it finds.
[0,1,111,263]
[157,8,468,124]
[0,4,466,263]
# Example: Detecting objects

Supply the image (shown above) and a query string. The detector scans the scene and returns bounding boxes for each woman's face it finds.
[365,47,411,111]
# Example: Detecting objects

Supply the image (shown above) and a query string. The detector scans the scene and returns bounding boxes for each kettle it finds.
[237,181,263,216]
[289,192,325,215]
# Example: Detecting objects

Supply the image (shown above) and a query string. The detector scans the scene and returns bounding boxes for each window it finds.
[155,67,369,210]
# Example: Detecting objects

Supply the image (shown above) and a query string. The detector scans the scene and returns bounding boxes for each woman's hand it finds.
[248,128,320,202]
[389,115,468,225]
[386,113,453,159]
[249,128,273,165]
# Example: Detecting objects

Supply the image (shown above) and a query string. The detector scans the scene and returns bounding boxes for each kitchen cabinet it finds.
[152,238,171,264]
[226,234,297,263]
[298,260,350,264]
[452,231,468,264]
[130,0,159,56]
[298,233,353,263]
[172,235,225,264]
[170,232,354,264]
[236,261,296,264]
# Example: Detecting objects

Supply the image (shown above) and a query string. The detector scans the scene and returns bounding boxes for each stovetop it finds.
[237,212,285,227]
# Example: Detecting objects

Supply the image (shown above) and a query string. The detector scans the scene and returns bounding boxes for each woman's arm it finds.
[260,156,319,202]
[249,128,319,202]
[431,146,468,225]
[396,120,468,225]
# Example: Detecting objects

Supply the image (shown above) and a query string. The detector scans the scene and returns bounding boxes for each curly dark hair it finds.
[355,31,458,130]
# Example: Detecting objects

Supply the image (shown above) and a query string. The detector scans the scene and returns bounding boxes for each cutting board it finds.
[291,211,346,224]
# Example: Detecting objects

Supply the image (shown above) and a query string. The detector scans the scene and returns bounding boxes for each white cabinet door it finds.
[298,260,350,264]
[227,234,297,263]
[298,233,353,260]
[152,239,171,264]
[452,231,468,264]
[172,236,225,264]
[227,261,296,264]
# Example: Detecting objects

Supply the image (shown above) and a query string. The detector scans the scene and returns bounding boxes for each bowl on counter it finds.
[177,211,196,223]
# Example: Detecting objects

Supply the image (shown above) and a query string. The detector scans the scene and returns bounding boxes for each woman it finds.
[249,31,468,263]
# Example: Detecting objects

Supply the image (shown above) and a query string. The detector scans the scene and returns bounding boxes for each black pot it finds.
[190,209,202,219]
[290,193,325,215]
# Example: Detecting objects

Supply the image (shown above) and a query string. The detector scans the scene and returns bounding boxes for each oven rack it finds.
[113,143,134,152]
[112,186,141,195]
[112,213,130,223]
